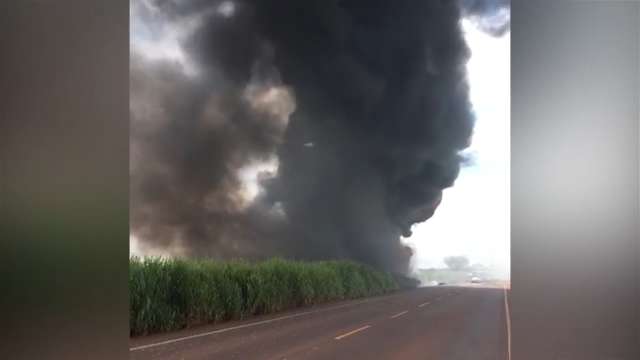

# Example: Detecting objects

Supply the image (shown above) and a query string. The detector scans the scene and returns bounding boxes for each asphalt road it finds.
[130,286,510,360]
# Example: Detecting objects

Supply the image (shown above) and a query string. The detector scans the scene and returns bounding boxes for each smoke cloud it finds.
[130,0,507,274]
[461,0,511,36]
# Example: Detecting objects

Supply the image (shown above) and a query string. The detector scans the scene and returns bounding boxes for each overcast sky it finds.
[405,20,510,276]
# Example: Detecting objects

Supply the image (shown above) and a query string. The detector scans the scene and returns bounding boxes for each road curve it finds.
[130,286,509,360]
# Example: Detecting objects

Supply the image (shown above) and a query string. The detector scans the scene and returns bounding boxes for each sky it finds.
[130,5,511,276]
[405,20,510,276]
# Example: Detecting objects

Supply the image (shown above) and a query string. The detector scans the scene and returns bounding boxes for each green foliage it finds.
[130,257,397,336]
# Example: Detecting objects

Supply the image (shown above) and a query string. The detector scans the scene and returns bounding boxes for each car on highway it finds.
[437,281,447,286]
[471,277,481,283]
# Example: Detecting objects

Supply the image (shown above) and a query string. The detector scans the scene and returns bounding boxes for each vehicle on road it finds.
[471,277,481,283]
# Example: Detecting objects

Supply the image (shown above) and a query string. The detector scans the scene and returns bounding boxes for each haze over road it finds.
[130,286,509,360]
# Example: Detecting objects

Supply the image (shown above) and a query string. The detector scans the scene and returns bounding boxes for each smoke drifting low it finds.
[130,0,509,274]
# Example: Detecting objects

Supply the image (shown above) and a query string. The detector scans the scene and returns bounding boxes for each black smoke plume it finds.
[461,0,511,36]
[130,0,506,274]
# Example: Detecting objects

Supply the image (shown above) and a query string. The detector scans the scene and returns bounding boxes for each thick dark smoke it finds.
[461,0,511,36]
[131,0,508,274]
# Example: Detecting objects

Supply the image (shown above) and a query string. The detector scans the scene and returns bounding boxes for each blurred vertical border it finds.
[0,0,639,359]
[1,1,129,359]
[512,0,639,359]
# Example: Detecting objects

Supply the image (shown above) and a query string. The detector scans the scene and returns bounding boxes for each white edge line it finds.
[389,310,409,319]
[334,325,371,340]
[503,285,512,360]
[130,298,378,351]
[418,302,430,308]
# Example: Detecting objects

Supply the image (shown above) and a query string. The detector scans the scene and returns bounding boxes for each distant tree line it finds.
[443,256,470,271]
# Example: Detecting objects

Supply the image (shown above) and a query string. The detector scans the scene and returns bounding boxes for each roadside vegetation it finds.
[130,257,398,336]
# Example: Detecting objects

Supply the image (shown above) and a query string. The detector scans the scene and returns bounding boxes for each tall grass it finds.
[130,257,398,336]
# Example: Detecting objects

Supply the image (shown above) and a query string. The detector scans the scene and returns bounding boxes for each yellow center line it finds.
[418,301,430,308]
[389,310,409,319]
[334,325,371,340]
[130,294,391,351]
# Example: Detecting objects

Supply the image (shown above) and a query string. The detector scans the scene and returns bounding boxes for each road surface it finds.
[130,286,510,360]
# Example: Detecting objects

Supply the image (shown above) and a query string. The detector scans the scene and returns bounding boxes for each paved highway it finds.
[130,286,510,360]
